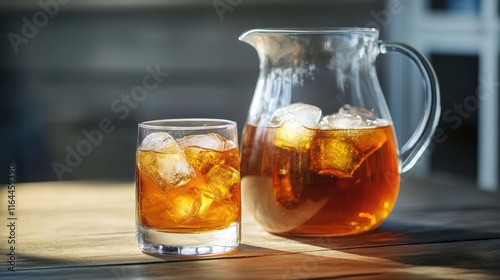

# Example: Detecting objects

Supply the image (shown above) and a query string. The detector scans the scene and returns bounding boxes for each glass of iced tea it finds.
[135,119,241,256]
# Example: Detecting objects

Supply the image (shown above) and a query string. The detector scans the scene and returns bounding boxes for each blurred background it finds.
[0,0,498,192]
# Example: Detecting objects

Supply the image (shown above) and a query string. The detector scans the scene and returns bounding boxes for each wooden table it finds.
[2,176,500,279]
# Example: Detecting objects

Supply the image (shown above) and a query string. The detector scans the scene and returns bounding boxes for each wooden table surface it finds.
[1,176,500,279]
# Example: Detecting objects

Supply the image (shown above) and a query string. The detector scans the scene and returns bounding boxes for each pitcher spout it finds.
[238,29,260,47]
[239,29,298,67]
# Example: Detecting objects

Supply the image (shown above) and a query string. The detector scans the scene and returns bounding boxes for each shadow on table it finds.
[13,254,76,271]
[282,220,500,277]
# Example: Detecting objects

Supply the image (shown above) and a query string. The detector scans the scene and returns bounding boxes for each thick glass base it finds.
[137,223,240,256]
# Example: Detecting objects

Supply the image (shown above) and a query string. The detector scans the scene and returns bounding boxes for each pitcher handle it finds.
[378,42,441,173]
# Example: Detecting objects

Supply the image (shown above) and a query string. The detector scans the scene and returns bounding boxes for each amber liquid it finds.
[136,146,241,233]
[240,123,400,236]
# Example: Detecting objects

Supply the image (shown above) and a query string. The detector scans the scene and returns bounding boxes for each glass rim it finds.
[138,118,237,130]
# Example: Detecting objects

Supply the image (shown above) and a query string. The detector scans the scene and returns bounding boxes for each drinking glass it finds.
[136,119,241,256]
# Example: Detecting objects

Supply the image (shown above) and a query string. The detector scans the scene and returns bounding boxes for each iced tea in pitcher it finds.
[241,103,400,236]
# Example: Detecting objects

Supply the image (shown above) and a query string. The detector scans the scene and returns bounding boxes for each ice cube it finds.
[320,113,381,129]
[190,163,240,220]
[310,128,388,178]
[140,132,178,152]
[269,103,322,128]
[204,164,240,199]
[137,146,195,191]
[270,103,322,151]
[178,133,234,151]
[320,104,379,129]
[181,142,240,219]
[183,147,218,175]
[156,151,195,188]
[165,186,201,223]
[339,104,377,120]
[182,137,237,176]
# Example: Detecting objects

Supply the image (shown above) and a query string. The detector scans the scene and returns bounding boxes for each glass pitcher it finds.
[239,28,440,236]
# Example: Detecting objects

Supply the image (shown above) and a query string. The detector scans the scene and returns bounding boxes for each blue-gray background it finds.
[0,0,496,187]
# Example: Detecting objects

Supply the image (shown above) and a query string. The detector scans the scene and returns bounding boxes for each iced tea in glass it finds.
[136,119,241,255]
